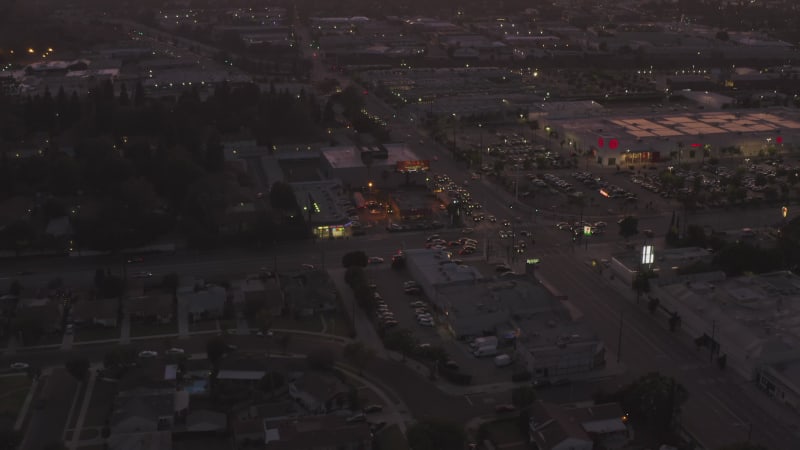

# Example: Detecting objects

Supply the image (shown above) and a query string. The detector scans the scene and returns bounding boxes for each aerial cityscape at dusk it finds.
[2,0,800,449]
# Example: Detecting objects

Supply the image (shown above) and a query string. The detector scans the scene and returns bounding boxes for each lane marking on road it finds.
[705,391,746,424]
[547,259,670,357]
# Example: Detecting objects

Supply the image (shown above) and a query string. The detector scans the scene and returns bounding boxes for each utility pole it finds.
[616,311,623,364]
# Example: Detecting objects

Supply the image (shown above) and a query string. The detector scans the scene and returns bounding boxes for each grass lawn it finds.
[36,333,63,346]
[75,327,120,342]
[323,311,353,337]
[375,425,409,450]
[217,319,236,332]
[131,322,177,337]
[0,374,32,417]
[189,321,218,332]
[83,380,116,428]
[270,316,324,333]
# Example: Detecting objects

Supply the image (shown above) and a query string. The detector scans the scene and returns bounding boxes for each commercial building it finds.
[545,109,800,166]
[290,180,353,239]
[653,271,800,409]
[404,250,605,377]
[320,143,429,189]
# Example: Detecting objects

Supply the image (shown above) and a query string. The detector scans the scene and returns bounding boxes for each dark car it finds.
[363,404,383,413]
[532,379,552,389]
[495,404,517,414]
[126,256,144,264]
[443,360,459,370]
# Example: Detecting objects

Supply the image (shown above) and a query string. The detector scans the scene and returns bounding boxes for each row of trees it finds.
[0,81,320,251]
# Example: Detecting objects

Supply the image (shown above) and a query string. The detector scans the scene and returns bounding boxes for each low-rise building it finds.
[71,297,119,328]
[320,143,428,189]
[288,371,352,414]
[15,296,64,336]
[290,180,353,240]
[127,293,174,325]
[179,285,227,322]
[263,415,371,450]
[528,401,630,450]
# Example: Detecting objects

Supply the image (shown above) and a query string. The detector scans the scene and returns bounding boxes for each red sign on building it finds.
[396,160,430,173]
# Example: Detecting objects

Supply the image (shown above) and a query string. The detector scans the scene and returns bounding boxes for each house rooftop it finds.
[263,415,370,450]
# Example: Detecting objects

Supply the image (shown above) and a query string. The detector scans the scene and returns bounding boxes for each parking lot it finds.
[364,263,522,385]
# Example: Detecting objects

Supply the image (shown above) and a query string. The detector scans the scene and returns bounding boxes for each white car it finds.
[368,256,385,264]
[138,350,158,358]
[10,362,29,370]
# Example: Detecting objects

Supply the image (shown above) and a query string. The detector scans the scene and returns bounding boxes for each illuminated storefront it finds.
[313,224,350,239]
[396,159,431,173]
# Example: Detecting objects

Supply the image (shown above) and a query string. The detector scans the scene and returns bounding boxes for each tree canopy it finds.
[618,216,639,239]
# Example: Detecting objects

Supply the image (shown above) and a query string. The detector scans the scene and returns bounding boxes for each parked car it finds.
[370,421,387,433]
[138,350,158,358]
[363,405,383,414]
[495,404,517,414]
[368,256,385,264]
[346,413,367,423]
[10,362,29,370]
[133,271,153,278]
[165,348,185,355]
[443,360,459,370]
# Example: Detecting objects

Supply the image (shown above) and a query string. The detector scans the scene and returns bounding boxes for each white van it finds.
[494,354,512,367]
[470,336,498,349]
[473,346,499,358]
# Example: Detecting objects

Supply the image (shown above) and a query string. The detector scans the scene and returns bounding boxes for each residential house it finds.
[181,409,227,433]
[110,388,182,435]
[0,294,18,337]
[288,371,351,413]
[527,401,630,450]
[71,297,119,328]
[284,284,338,318]
[16,296,64,335]
[108,431,172,450]
[179,285,227,322]
[233,400,302,422]
[233,418,265,448]
[44,215,73,238]
[234,277,284,317]
[263,415,371,450]
[127,293,174,324]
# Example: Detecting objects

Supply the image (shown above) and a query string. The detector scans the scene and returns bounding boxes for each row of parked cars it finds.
[425,234,479,256]
[372,288,399,329]
[403,281,434,327]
